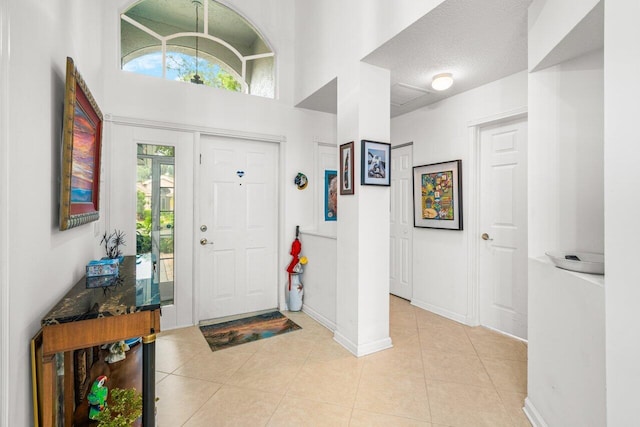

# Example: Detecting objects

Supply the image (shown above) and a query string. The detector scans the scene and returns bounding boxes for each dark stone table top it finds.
[42,254,160,326]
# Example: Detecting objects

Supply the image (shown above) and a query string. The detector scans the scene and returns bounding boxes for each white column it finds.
[604,0,640,424]
[334,62,392,356]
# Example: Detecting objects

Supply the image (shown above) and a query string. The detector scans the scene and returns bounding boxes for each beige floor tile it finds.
[258,329,317,359]
[287,356,364,407]
[173,348,253,383]
[390,326,418,341]
[390,328,420,346]
[497,390,532,427]
[159,325,209,347]
[422,350,493,388]
[268,397,352,426]
[350,409,432,426]
[465,327,527,361]
[156,371,169,384]
[307,336,355,362]
[389,310,419,344]
[283,311,328,331]
[482,358,528,393]
[151,299,531,426]
[156,374,222,427]
[184,385,282,427]
[156,336,206,373]
[418,324,477,355]
[226,351,305,394]
[355,371,430,421]
[428,380,512,427]
[390,295,415,313]
[390,309,418,328]
[362,337,423,377]
[415,309,461,330]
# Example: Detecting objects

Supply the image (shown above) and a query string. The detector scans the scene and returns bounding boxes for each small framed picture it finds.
[324,170,337,221]
[413,160,463,230]
[361,140,391,186]
[339,141,355,195]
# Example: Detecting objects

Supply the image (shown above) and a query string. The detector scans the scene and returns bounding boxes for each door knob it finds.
[200,238,213,246]
[481,233,493,241]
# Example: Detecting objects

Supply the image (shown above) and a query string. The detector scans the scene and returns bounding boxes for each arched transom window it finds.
[121,0,275,98]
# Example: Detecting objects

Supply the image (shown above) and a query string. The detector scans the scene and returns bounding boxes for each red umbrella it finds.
[286,226,302,291]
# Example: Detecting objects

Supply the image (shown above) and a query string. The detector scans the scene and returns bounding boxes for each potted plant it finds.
[93,387,142,427]
[101,230,126,262]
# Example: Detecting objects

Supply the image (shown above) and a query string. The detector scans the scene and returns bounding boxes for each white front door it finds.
[479,119,528,339]
[390,144,413,300]
[197,135,278,321]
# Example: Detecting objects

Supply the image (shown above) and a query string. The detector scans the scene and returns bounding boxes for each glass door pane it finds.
[136,145,175,306]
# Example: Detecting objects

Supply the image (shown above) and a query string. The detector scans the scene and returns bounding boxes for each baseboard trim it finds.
[410,298,467,325]
[302,305,336,331]
[524,397,549,427]
[333,331,393,357]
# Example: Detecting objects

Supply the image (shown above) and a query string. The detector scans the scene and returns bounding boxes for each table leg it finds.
[42,354,55,427]
[142,334,156,426]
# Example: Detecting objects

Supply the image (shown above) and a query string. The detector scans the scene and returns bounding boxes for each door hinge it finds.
[199,154,202,164]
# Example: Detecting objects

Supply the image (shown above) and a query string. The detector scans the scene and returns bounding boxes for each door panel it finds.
[479,119,527,339]
[198,136,278,321]
[390,145,413,300]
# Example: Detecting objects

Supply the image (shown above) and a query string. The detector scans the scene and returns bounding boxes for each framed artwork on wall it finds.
[413,160,463,230]
[324,170,337,221]
[59,57,103,230]
[339,141,355,195]
[361,140,391,186]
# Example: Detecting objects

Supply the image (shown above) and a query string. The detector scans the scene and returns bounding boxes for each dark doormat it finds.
[199,311,301,352]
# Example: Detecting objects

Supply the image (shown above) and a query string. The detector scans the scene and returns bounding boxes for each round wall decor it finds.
[294,173,308,190]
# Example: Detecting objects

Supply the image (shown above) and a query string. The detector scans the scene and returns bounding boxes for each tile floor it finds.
[155,296,531,426]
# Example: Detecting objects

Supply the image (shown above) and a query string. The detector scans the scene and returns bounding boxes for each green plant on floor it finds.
[94,387,142,427]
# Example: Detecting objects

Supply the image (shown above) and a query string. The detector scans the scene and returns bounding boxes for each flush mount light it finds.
[431,73,453,91]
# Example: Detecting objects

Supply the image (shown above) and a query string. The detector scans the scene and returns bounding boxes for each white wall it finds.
[391,71,527,322]
[294,0,445,105]
[528,0,600,71]
[528,49,604,258]
[0,1,10,424]
[526,258,605,427]
[101,1,337,319]
[299,232,337,329]
[5,1,105,425]
[604,1,640,424]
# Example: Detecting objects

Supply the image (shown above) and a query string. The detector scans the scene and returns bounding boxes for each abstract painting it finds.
[413,160,463,230]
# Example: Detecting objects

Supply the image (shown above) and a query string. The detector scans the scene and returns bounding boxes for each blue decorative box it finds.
[87,259,119,277]
[86,275,119,289]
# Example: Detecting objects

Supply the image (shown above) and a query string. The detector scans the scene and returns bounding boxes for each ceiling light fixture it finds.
[191,0,204,85]
[431,73,453,91]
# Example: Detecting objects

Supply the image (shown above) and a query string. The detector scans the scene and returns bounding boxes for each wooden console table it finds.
[32,255,161,426]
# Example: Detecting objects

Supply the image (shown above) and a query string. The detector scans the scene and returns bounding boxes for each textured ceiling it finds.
[297,0,531,117]
[364,0,531,117]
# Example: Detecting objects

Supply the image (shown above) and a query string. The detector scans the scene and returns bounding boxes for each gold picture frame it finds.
[59,57,103,230]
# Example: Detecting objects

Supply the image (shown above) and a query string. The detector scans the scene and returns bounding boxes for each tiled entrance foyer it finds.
[155,296,530,426]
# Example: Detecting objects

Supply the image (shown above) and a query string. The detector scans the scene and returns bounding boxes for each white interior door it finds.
[390,144,413,300]
[479,119,528,339]
[198,135,278,321]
